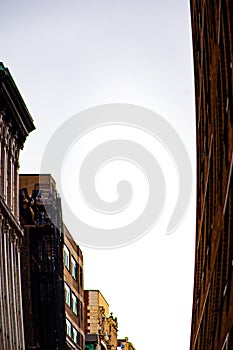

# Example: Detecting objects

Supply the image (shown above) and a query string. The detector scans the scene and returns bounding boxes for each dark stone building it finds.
[19,174,66,350]
[190,1,233,349]
[0,63,35,350]
[19,174,85,350]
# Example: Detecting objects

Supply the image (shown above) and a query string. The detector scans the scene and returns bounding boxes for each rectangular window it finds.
[65,283,71,307]
[72,293,78,315]
[66,318,72,337]
[71,256,77,280]
[64,245,70,270]
[80,266,83,289]
[73,327,78,344]
[80,301,83,321]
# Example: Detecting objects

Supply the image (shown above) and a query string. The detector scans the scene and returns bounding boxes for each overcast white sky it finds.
[2,1,196,349]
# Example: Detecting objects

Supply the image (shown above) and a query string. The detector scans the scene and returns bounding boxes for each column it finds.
[2,124,10,202]
[0,114,3,197]
[7,227,15,349]
[7,141,13,210]
[10,231,19,349]
[16,237,25,350]
[0,139,6,198]
[14,149,20,218]
[3,224,12,350]
[0,215,6,349]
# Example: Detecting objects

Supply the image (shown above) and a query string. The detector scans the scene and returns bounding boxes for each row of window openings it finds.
[66,318,79,345]
[65,283,79,316]
[64,245,80,281]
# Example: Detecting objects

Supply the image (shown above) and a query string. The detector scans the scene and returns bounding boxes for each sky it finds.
[2,1,196,349]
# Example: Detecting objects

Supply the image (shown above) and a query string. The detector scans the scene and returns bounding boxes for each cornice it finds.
[0,62,35,148]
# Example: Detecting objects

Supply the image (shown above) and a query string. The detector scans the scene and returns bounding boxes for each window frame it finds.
[66,318,72,338]
[64,244,70,271]
[65,283,71,307]
[73,327,78,344]
[80,266,83,289]
[72,292,78,315]
[71,256,77,280]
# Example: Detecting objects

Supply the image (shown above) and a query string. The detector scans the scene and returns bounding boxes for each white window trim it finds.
[64,245,70,270]
[66,318,72,337]
[65,283,71,307]
[71,256,77,279]
[72,292,78,315]
[73,327,78,344]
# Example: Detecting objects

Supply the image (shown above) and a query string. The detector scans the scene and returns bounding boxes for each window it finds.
[65,283,71,307]
[64,245,70,270]
[85,345,95,350]
[66,318,72,337]
[80,266,83,289]
[71,256,77,279]
[80,301,83,321]
[72,293,78,315]
[73,327,78,344]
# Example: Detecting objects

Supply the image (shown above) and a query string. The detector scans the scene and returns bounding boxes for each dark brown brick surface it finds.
[190,1,233,349]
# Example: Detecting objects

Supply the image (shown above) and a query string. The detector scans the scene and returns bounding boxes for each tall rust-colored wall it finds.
[190,1,233,349]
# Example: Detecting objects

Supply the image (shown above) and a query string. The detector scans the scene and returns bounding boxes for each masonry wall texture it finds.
[190,1,233,349]
[84,290,118,350]
[64,224,85,350]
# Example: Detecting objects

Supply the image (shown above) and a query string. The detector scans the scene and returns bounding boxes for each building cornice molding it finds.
[0,62,35,149]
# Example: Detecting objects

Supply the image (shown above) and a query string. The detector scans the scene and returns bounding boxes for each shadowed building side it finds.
[19,174,66,350]
[19,174,86,350]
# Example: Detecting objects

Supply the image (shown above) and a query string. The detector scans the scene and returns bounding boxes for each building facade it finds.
[84,290,118,350]
[19,174,85,350]
[0,63,35,350]
[190,1,233,349]
[64,224,85,350]
[19,174,66,350]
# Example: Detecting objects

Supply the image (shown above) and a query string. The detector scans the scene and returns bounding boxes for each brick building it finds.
[190,1,233,349]
[0,63,35,350]
[19,174,66,350]
[84,290,118,350]
[64,224,85,350]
